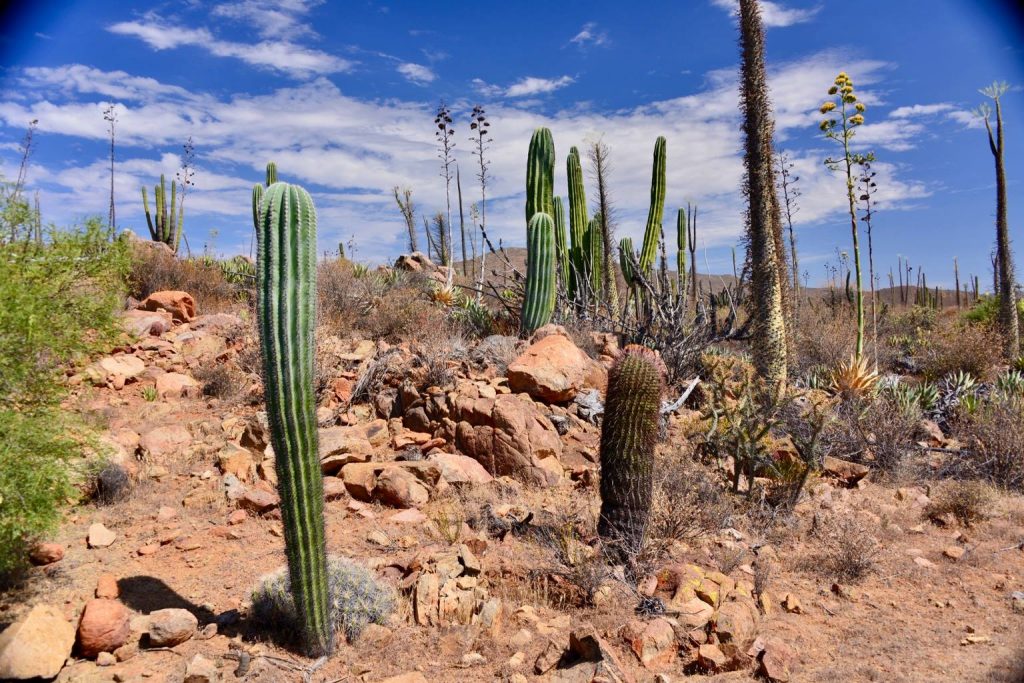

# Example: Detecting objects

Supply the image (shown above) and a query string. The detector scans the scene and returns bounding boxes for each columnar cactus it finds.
[638,137,667,273]
[619,237,636,287]
[598,345,665,555]
[526,128,555,224]
[266,161,278,185]
[256,181,332,656]
[553,196,569,289]
[566,146,589,297]
[521,212,557,334]
[587,214,604,296]
[676,208,687,308]
[142,174,183,253]
[252,161,279,230]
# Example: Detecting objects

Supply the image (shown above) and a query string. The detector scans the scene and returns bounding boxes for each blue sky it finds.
[1,0,1023,287]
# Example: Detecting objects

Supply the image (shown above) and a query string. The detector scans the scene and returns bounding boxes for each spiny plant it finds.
[553,195,569,289]
[676,208,687,310]
[251,162,277,232]
[142,174,183,253]
[521,128,557,335]
[566,145,589,304]
[256,180,332,656]
[598,345,665,560]
[637,137,667,274]
[739,0,788,392]
[820,72,868,359]
[828,355,879,400]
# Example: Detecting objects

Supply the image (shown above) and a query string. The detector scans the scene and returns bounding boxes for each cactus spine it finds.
[553,196,569,289]
[256,182,332,656]
[638,137,667,273]
[521,212,557,334]
[142,174,183,253]
[598,345,665,554]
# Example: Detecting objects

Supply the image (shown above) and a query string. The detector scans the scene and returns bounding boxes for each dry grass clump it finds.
[128,247,239,313]
[914,320,1002,381]
[948,401,1024,491]
[813,513,880,582]
[791,304,858,377]
[193,364,243,401]
[823,396,920,474]
[926,481,995,527]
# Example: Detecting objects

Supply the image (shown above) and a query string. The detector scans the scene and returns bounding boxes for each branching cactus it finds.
[256,181,332,656]
[521,212,556,334]
[598,345,665,557]
[142,174,183,253]
[638,137,667,273]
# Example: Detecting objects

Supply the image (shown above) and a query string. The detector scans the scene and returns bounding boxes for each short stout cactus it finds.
[598,345,665,557]
[256,181,332,656]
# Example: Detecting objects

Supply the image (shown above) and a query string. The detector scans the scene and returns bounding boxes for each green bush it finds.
[0,208,128,577]
[962,295,1024,327]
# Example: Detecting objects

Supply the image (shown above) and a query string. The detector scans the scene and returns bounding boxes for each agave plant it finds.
[942,370,977,398]
[829,355,879,400]
[804,364,831,391]
[995,369,1024,400]
[915,382,940,412]
[430,283,457,307]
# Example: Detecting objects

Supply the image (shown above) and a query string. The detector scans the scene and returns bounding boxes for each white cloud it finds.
[569,22,609,48]
[948,109,986,129]
[107,14,352,77]
[396,62,436,85]
[711,0,821,28]
[211,0,324,39]
[2,51,943,264]
[505,75,575,98]
[889,103,954,118]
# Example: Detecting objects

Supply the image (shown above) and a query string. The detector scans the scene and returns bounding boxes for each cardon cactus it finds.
[598,345,665,555]
[266,161,278,185]
[521,212,557,334]
[638,137,667,273]
[676,208,687,306]
[619,237,636,287]
[142,174,183,253]
[553,196,569,288]
[566,146,589,297]
[252,162,278,230]
[525,128,555,224]
[256,181,332,656]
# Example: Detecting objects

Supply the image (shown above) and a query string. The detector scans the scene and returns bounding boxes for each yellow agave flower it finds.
[855,102,866,112]
[850,114,865,125]
[820,101,837,114]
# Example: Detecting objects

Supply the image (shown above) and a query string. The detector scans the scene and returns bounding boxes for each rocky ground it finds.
[1,282,1023,683]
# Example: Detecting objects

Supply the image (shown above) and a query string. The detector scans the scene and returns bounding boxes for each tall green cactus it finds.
[252,161,278,230]
[521,212,557,334]
[526,128,555,223]
[553,196,569,289]
[619,237,636,287]
[142,174,183,253]
[566,146,589,298]
[266,161,278,185]
[587,214,603,296]
[638,137,667,273]
[256,182,332,656]
[598,345,665,554]
[676,208,687,308]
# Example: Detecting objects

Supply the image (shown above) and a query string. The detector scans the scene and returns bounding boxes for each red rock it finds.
[77,599,130,657]
[155,372,199,398]
[227,509,247,525]
[28,542,64,566]
[96,574,119,599]
[0,604,75,679]
[374,467,430,508]
[323,477,348,501]
[138,425,192,458]
[121,309,172,337]
[759,637,797,682]
[429,452,494,485]
[137,543,160,556]
[237,487,279,514]
[507,333,593,403]
[621,618,677,670]
[139,290,196,323]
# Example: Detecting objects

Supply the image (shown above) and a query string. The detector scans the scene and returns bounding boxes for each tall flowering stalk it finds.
[820,72,868,360]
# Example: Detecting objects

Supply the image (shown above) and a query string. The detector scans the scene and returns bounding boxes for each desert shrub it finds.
[531,506,612,606]
[127,246,241,313]
[194,363,241,400]
[948,400,1024,491]
[251,556,395,643]
[791,304,857,377]
[0,216,128,577]
[914,321,1001,381]
[823,396,921,474]
[649,454,734,553]
[962,294,1024,327]
[814,514,880,582]
[469,335,521,375]
[363,285,446,342]
[90,462,132,505]
[926,481,994,527]
[412,326,467,389]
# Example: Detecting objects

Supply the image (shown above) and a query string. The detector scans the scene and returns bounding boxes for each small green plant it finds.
[995,369,1024,400]
[142,385,157,402]
[252,556,395,643]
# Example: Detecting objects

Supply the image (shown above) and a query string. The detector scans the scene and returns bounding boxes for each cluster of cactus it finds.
[521,128,557,334]
[142,175,184,253]
[252,556,395,643]
[255,178,333,656]
[598,345,665,556]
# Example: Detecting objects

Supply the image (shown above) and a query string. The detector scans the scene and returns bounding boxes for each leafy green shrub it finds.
[252,556,395,643]
[0,214,128,577]
[962,295,1024,327]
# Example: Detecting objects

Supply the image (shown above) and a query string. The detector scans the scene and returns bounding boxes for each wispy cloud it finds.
[569,22,609,48]
[889,103,954,118]
[396,62,436,85]
[711,0,821,28]
[211,0,325,39]
[107,14,352,77]
[505,75,575,97]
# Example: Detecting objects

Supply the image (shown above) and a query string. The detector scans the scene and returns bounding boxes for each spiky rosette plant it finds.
[256,181,332,656]
[142,174,183,253]
[521,212,556,334]
[598,344,665,558]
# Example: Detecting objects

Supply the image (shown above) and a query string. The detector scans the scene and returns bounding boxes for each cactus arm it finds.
[587,214,603,295]
[174,200,183,254]
[266,161,278,186]
[638,137,667,273]
[256,182,332,656]
[252,184,264,231]
[553,196,569,289]
[525,128,555,224]
[566,147,589,297]
[598,345,665,553]
[677,208,687,307]
[156,178,167,244]
[142,186,157,240]
[521,212,557,335]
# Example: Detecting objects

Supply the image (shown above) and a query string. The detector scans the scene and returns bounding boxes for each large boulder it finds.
[121,309,173,337]
[0,604,76,680]
[139,290,196,323]
[147,608,198,647]
[507,330,605,403]
[453,393,563,486]
[77,599,130,657]
[138,424,192,458]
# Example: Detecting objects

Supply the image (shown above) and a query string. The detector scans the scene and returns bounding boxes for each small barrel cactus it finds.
[598,345,665,556]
